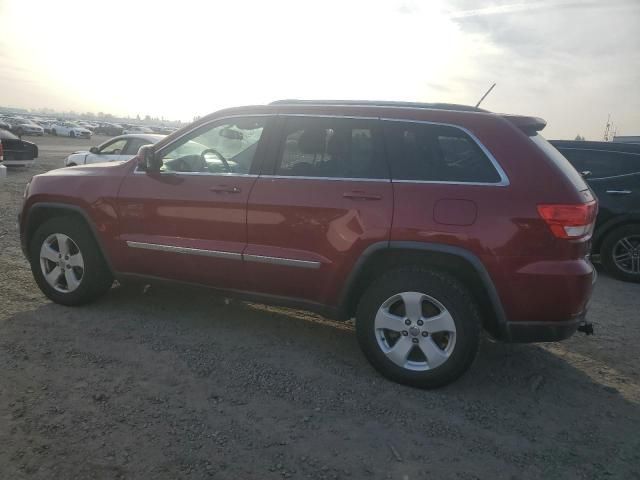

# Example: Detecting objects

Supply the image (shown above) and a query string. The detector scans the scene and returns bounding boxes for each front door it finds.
[245,116,393,308]
[117,115,272,289]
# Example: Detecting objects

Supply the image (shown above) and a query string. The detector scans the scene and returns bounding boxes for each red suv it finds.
[19,100,597,388]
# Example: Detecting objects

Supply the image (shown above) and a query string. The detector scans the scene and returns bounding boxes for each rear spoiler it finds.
[502,115,547,135]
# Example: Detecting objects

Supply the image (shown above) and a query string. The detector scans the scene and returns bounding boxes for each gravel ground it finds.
[1,135,639,480]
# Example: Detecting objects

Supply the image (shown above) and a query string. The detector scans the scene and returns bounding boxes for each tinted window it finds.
[122,138,150,155]
[384,122,501,183]
[275,117,387,179]
[158,117,266,174]
[557,148,640,179]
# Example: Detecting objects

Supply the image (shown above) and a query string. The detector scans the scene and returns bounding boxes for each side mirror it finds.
[138,145,162,171]
[89,146,99,154]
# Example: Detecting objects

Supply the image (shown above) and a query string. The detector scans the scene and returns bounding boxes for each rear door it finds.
[117,115,272,289]
[245,115,393,307]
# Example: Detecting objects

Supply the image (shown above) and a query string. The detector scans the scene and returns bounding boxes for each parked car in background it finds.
[77,121,97,132]
[5,117,44,136]
[20,100,597,389]
[51,122,92,139]
[551,140,640,282]
[63,134,163,166]
[0,128,38,166]
[0,118,12,131]
[94,122,124,136]
[122,125,153,134]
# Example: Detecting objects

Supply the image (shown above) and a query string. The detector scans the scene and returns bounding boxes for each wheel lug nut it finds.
[417,320,424,326]
[421,331,428,337]
[402,331,408,336]
[404,319,411,326]
[412,338,419,344]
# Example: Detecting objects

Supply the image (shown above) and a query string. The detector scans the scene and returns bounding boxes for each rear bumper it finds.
[488,256,596,343]
[502,313,585,342]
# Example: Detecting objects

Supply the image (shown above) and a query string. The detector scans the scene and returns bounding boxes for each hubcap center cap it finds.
[409,326,420,337]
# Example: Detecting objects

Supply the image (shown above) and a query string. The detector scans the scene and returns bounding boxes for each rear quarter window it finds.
[383,122,503,183]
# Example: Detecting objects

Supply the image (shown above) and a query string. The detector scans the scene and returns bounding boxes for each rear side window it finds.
[275,117,388,179]
[557,148,640,179]
[383,122,502,183]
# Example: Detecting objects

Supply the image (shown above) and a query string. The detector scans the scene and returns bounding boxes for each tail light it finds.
[537,201,597,239]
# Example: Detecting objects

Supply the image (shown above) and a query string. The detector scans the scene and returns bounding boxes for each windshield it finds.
[529,134,589,191]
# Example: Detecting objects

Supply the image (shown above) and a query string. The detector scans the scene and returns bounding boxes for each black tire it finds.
[52,129,57,136]
[69,131,75,138]
[29,217,113,306]
[600,224,640,283]
[356,268,481,389]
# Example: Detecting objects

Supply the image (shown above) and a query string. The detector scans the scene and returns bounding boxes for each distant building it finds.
[613,136,640,144]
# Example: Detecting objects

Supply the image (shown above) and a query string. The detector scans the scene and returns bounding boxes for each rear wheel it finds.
[601,224,640,283]
[356,268,481,389]
[29,217,113,305]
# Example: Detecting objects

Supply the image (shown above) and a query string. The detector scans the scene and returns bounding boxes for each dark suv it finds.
[551,140,640,282]
[19,100,597,388]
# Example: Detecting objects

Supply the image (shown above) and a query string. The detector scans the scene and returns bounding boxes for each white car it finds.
[122,125,154,134]
[63,134,164,166]
[51,122,92,139]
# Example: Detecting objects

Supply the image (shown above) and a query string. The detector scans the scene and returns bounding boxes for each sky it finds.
[0,0,638,139]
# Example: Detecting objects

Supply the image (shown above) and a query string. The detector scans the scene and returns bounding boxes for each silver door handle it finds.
[210,185,241,193]
[606,190,632,195]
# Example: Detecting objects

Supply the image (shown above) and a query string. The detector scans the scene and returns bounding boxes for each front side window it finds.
[384,122,502,183]
[275,117,387,179]
[158,117,266,174]
[99,138,127,155]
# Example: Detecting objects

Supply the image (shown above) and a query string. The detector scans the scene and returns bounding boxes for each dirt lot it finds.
[1,135,639,479]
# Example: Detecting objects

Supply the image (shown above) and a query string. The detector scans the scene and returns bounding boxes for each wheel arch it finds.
[24,203,115,274]
[593,215,640,253]
[339,241,507,338]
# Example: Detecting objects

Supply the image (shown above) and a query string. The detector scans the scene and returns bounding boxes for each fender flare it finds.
[338,241,508,336]
[23,202,115,274]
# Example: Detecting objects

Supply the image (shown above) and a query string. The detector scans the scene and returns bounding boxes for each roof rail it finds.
[269,99,488,113]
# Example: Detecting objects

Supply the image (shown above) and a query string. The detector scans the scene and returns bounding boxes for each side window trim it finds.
[146,114,273,177]
[380,118,510,186]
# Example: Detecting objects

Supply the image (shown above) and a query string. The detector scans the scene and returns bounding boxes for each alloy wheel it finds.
[374,291,457,371]
[613,235,640,275]
[39,233,85,293]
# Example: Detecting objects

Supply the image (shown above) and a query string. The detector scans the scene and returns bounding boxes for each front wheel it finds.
[29,217,113,305]
[601,224,640,283]
[356,268,481,389]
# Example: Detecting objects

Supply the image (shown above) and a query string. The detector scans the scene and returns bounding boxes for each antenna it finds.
[475,83,496,108]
